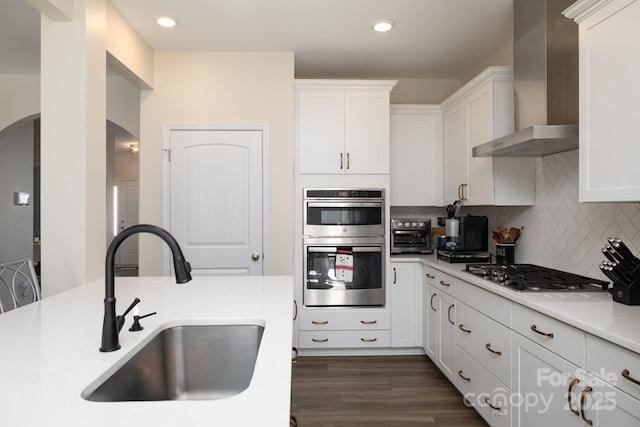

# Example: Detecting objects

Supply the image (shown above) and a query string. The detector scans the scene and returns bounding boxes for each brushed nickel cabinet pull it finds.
[485,343,502,356]
[580,386,594,426]
[447,304,455,325]
[622,369,640,386]
[393,267,397,284]
[361,337,377,342]
[340,153,343,169]
[312,338,328,343]
[312,320,329,325]
[430,293,437,311]
[458,184,463,200]
[346,152,350,169]
[439,280,451,287]
[293,299,298,321]
[568,378,580,416]
[484,397,501,412]
[458,324,471,333]
[458,370,471,382]
[530,324,554,338]
[425,273,435,279]
[360,320,377,325]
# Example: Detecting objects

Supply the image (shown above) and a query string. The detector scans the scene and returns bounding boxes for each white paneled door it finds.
[169,129,263,276]
[116,179,139,267]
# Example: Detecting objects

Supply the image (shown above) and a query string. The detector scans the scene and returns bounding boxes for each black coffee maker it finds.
[437,215,489,252]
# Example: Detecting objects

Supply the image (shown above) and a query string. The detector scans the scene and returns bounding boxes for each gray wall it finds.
[0,121,34,263]
[392,149,640,280]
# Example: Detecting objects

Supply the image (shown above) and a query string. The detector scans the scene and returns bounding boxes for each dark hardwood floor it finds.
[290,355,487,427]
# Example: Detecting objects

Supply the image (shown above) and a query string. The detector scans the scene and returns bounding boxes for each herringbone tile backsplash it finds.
[392,150,640,279]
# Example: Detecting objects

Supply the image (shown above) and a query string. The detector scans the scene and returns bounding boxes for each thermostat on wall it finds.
[14,192,30,206]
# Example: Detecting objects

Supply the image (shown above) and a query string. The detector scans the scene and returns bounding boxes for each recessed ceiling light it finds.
[372,19,395,32]
[156,17,177,28]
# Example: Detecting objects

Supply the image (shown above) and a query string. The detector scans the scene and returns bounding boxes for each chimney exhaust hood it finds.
[473,0,579,157]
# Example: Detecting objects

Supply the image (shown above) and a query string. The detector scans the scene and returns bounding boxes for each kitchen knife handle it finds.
[530,324,554,338]
[622,369,640,386]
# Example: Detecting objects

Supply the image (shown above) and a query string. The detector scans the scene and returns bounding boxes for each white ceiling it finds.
[2,0,514,79]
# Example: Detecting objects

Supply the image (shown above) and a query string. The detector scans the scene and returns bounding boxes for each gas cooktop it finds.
[464,263,610,292]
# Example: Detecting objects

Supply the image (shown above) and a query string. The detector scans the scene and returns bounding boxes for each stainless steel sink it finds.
[82,324,264,402]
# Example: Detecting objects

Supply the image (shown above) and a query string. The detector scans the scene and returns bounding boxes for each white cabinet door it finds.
[296,80,395,175]
[423,282,439,360]
[391,262,420,347]
[514,334,586,427]
[565,0,640,202]
[390,105,443,206]
[297,90,345,174]
[345,91,391,174]
[443,102,468,203]
[438,290,456,380]
[441,67,534,206]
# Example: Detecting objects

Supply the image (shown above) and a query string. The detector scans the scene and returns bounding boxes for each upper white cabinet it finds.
[390,105,443,206]
[441,67,535,206]
[564,0,640,202]
[295,80,396,174]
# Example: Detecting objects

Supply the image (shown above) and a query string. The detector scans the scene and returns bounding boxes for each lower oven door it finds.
[303,236,385,307]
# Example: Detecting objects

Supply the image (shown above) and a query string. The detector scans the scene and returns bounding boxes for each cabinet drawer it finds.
[456,301,512,388]
[454,347,511,427]
[299,310,390,331]
[587,334,640,401]
[455,279,512,327]
[434,271,458,298]
[513,304,585,366]
[298,330,390,348]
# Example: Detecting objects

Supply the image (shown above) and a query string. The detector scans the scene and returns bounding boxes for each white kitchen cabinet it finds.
[514,333,587,427]
[296,80,396,175]
[297,309,390,350]
[390,262,422,347]
[422,266,440,359]
[565,0,640,202]
[441,66,535,206]
[390,105,443,206]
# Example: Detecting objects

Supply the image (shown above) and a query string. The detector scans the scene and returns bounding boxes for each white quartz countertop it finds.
[0,275,294,426]
[392,255,640,354]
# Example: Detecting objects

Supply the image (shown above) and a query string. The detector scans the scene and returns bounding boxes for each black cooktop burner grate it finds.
[465,263,610,292]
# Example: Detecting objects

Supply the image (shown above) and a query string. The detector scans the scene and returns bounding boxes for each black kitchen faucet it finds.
[100,224,192,352]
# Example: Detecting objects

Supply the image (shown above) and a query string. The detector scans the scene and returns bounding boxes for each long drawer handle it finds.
[361,337,377,342]
[312,338,328,343]
[458,370,471,382]
[430,293,437,311]
[567,378,580,416]
[580,386,594,426]
[530,324,554,338]
[485,343,502,356]
[622,369,640,386]
[439,280,451,287]
[458,324,471,333]
[484,397,501,412]
[425,273,436,279]
[361,320,377,325]
[447,304,455,325]
[312,320,329,325]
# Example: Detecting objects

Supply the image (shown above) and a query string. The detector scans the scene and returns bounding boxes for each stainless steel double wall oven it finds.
[303,189,385,307]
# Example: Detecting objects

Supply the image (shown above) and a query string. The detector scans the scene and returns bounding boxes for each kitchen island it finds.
[0,275,294,426]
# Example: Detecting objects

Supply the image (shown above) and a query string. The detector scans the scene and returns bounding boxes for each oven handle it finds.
[306,202,382,208]
[307,246,383,254]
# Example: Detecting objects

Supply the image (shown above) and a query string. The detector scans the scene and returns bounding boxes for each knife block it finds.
[609,264,640,305]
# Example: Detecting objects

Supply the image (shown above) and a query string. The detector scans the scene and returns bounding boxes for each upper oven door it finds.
[304,201,384,237]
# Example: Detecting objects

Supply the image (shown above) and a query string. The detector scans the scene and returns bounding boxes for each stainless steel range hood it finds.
[473,0,579,157]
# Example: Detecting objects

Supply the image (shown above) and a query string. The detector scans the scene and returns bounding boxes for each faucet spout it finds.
[100,224,192,352]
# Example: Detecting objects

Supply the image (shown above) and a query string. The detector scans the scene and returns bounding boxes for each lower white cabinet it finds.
[298,309,390,349]
[390,262,422,347]
[422,267,440,360]
[438,290,456,380]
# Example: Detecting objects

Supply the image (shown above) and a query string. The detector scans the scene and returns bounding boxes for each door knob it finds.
[251,252,260,261]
